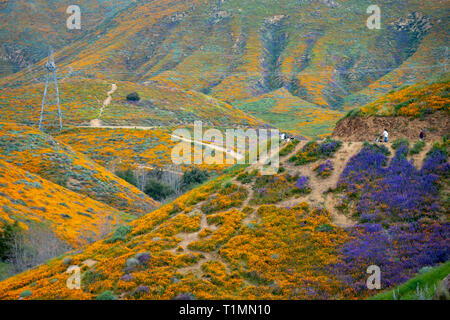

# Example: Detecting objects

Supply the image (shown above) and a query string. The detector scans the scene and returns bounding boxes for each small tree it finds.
[144,178,175,201]
[115,168,137,187]
[6,222,72,275]
[160,165,183,195]
[0,221,20,261]
[126,92,140,101]
[181,168,209,190]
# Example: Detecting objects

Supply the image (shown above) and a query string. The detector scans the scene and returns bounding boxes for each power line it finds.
[38,49,63,131]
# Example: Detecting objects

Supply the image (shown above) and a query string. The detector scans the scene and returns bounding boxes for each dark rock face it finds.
[389,12,432,39]
[258,15,290,93]
[0,44,31,75]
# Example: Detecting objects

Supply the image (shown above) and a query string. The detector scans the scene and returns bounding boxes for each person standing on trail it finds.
[383,129,389,143]
[419,129,425,141]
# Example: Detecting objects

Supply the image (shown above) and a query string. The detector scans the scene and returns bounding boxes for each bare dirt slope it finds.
[332,111,449,142]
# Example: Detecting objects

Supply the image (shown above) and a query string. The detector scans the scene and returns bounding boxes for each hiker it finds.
[419,129,425,141]
[383,129,389,143]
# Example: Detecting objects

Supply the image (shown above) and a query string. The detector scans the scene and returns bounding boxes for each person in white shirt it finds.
[383,129,389,143]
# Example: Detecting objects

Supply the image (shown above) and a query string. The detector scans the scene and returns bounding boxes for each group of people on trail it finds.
[375,129,389,143]
[280,132,295,142]
[375,128,426,143]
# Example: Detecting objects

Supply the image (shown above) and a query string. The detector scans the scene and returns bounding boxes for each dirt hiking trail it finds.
[90,83,117,127]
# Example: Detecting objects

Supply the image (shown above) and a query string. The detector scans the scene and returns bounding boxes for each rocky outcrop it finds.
[389,12,432,40]
[209,10,232,25]
[0,44,32,74]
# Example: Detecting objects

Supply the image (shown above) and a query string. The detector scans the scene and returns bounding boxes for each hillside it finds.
[0,122,158,215]
[0,134,447,299]
[55,127,230,174]
[332,79,450,141]
[233,87,344,138]
[0,159,125,247]
[0,0,448,302]
[0,79,264,128]
[1,0,448,114]
[0,0,134,77]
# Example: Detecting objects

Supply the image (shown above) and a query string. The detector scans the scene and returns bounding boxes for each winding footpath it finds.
[89,83,117,127]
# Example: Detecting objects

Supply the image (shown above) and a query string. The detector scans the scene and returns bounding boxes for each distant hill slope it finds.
[0,135,447,300]
[233,87,343,138]
[0,0,134,77]
[0,159,125,247]
[0,79,264,128]
[1,0,448,113]
[0,122,158,215]
[333,78,450,141]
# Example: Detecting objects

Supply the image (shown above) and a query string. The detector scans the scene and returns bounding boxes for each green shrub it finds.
[409,140,426,155]
[236,170,257,184]
[106,225,132,243]
[126,92,140,101]
[289,139,341,165]
[222,181,233,190]
[144,179,175,201]
[315,224,334,232]
[181,168,209,190]
[392,138,410,150]
[0,221,20,261]
[115,168,137,187]
[20,290,32,298]
[96,290,117,300]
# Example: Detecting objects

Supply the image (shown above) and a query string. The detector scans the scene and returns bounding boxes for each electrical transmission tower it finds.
[38,49,62,131]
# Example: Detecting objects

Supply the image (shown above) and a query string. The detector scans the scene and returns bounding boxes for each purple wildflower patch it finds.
[333,143,450,294]
[295,176,311,193]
